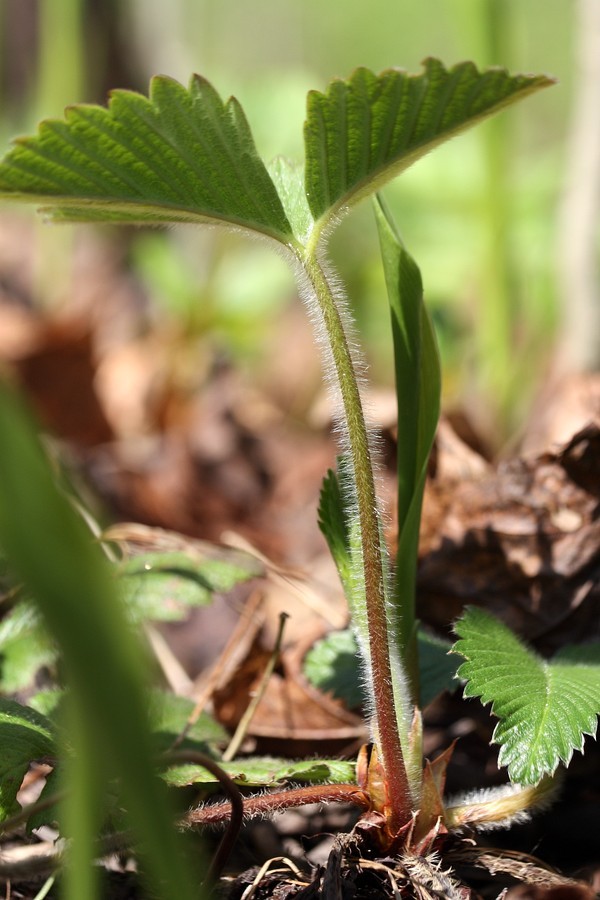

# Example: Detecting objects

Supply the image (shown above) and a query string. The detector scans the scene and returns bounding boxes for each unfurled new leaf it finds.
[0,75,294,243]
[305,59,554,231]
[453,607,600,784]
[318,466,352,592]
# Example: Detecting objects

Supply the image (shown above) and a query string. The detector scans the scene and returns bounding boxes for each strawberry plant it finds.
[1,59,599,896]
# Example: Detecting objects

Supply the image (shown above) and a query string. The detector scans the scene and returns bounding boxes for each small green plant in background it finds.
[0,59,599,895]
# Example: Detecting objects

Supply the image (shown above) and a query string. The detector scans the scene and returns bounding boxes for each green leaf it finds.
[374,196,441,697]
[453,607,600,784]
[0,75,294,244]
[24,766,64,833]
[27,689,66,720]
[304,627,365,709]
[268,156,313,241]
[0,382,201,897]
[303,627,458,710]
[0,600,58,691]
[317,465,352,595]
[0,698,56,820]
[117,547,259,622]
[304,59,554,231]
[148,690,227,754]
[418,630,461,708]
[162,755,356,788]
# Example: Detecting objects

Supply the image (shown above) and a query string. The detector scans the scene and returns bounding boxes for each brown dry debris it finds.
[417,420,600,651]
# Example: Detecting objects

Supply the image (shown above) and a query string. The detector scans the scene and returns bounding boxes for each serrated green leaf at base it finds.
[453,607,600,784]
[0,75,294,244]
[304,627,364,709]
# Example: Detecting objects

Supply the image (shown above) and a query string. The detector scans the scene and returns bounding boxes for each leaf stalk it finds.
[298,246,413,831]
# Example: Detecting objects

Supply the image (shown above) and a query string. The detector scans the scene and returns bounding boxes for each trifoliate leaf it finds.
[305,59,554,232]
[0,75,294,243]
[453,607,600,784]
[0,699,56,820]
[162,756,356,788]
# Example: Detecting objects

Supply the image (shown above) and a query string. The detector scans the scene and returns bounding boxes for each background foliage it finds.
[0,0,593,439]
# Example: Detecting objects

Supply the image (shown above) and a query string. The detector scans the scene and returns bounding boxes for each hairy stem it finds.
[184,784,370,827]
[298,247,412,832]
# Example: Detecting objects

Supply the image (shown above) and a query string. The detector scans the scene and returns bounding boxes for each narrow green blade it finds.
[0,75,293,244]
[374,196,441,700]
[0,382,200,899]
[453,607,600,785]
[305,59,554,230]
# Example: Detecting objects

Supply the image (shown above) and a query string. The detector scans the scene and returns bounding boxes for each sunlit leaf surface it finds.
[0,75,293,242]
[454,607,600,784]
[305,59,553,228]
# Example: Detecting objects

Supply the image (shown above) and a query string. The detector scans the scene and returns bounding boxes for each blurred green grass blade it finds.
[304,59,554,230]
[63,699,103,900]
[0,382,201,899]
[453,607,600,784]
[0,74,293,244]
[373,196,441,698]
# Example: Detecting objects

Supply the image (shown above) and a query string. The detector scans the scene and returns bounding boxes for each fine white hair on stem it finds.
[281,238,413,750]
[289,245,382,710]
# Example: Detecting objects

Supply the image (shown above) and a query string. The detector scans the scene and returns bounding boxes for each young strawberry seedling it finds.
[0,59,599,895]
